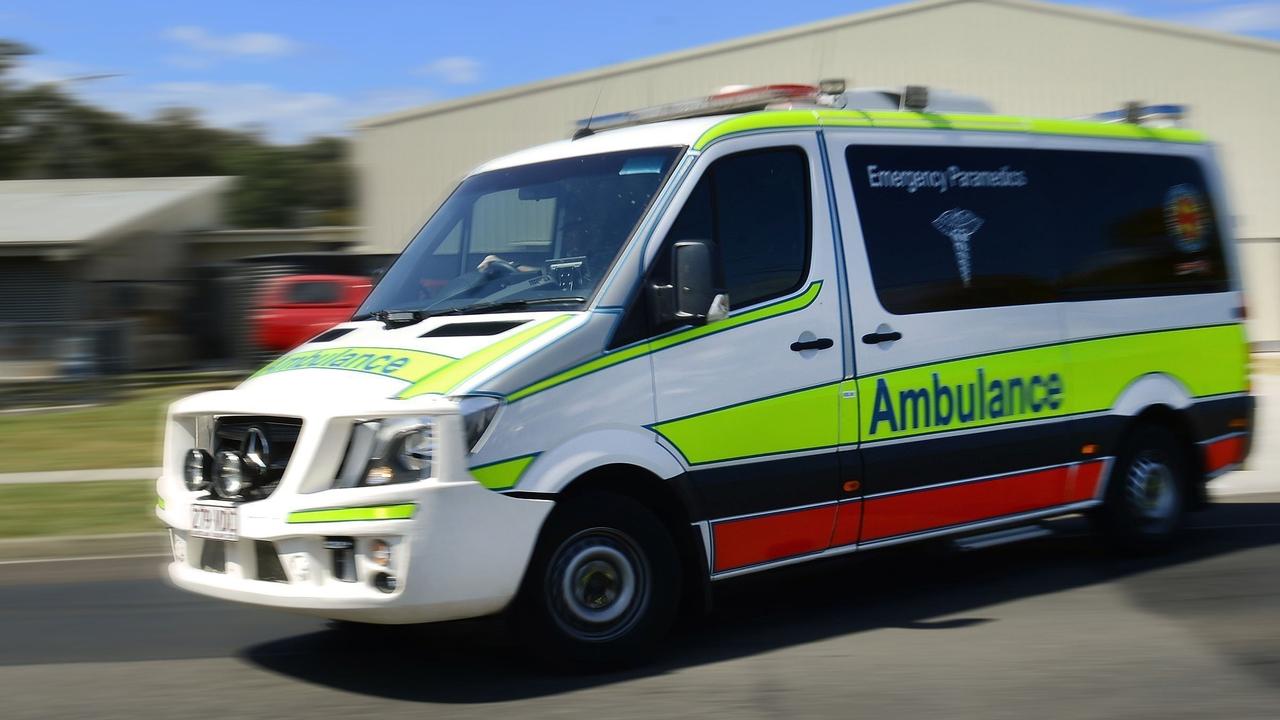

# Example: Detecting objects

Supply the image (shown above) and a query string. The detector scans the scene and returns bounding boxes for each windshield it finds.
[356,147,682,319]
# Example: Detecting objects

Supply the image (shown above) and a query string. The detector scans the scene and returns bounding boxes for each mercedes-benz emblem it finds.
[241,426,271,472]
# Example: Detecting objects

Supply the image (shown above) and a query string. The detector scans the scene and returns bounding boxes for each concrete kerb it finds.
[0,468,160,485]
[0,532,168,563]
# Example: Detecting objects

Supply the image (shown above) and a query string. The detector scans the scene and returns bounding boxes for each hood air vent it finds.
[421,320,529,338]
[309,327,355,344]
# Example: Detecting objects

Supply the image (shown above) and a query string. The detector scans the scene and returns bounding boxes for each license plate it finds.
[191,502,239,541]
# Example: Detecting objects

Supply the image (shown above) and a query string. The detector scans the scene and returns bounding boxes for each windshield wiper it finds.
[358,297,586,327]
[436,296,587,315]
[363,309,433,328]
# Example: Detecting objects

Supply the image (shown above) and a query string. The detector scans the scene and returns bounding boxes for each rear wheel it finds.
[1096,424,1191,552]
[515,492,680,666]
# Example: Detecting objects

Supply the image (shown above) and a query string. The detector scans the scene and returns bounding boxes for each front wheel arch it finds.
[551,464,711,618]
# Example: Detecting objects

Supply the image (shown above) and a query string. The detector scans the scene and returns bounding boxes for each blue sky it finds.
[5,0,1278,142]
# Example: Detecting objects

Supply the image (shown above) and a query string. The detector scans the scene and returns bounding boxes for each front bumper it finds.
[161,480,553,624]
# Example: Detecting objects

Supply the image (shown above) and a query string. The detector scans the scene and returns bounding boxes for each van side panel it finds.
[830,129,1250,549]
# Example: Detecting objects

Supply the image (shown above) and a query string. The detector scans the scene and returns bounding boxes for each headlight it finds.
[184,449,212,492]
[454,396,502,452]
[334,417,435,488]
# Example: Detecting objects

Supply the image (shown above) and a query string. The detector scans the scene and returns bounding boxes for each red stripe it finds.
[861,466,1070,542]
[712,505,835,572]
[830,501,863,548]
[1204,436,1244,473]
[1066,459,1107,502]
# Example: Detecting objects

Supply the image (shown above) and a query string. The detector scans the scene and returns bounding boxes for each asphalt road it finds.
[1,494,1278,719]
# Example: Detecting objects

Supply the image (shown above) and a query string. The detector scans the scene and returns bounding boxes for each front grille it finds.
[213,415,302,500]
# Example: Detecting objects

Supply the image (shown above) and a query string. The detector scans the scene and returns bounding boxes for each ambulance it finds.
[156,83,1254,662]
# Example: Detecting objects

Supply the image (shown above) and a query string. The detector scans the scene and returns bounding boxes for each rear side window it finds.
[284,281,341,305]
[1052,153,1228,300]
[666,147,811,308]
[846,145,1228,314]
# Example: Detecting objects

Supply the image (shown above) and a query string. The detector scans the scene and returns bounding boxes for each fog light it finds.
[213,450,246,498]
[369,539,391,567]
[373,572,397,593]
[364,465,394,486]
[171,534,187,563]
[184,449,212,492]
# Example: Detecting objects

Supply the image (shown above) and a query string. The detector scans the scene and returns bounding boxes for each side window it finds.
[613,146,811,348]
[846,145,1058,314]
[1054,153,1228,300]
[847,145,1230,315]
[667,146,811,308]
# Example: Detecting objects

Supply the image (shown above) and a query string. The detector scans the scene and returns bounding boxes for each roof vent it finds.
[902,85,929,112]
[1090,103,1186,128]
[838,86,995,114]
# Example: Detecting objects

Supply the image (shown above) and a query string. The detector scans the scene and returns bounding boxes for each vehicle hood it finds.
[236,312,579,402]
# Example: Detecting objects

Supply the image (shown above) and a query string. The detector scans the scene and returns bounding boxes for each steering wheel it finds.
[482,258,522,277]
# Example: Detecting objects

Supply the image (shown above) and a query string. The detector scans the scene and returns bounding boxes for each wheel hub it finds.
[1128,455,1176,520]
[548,528,649,641]
[577,560,619,609]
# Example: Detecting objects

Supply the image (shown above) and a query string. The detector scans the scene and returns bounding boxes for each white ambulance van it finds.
[157,84,1254,662]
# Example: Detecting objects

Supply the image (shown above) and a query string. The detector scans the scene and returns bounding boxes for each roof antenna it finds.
[573,84,605,140]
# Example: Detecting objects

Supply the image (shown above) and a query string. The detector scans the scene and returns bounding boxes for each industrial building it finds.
[0,177,363,378]
[355,0,1280,349]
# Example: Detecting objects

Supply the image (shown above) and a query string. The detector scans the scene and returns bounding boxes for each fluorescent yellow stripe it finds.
[469,454,538,490]
[641,323,1244,463]
[156,497,166,510]
[286,504,416,524]
[508,282,822,402]
[859,324,1247,443]
[694,109,1206,150]
[398,315,573,399]
[651,383,840,465]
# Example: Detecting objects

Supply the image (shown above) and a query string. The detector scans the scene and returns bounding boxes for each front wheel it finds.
[515,492,681,666]
[1095,424,1191,552]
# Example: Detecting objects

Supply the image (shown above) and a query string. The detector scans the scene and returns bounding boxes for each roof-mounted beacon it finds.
[571,81,998,137]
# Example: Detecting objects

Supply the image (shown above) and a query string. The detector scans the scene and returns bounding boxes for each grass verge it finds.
[0,382,231,473]
[0,480,160,538]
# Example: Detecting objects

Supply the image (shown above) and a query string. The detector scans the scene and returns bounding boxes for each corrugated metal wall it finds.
[354,0,1280,345]
[0,258,77,322]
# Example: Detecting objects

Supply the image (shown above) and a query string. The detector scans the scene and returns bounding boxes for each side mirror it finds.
[649,240,729,327]
[673,241,714,323]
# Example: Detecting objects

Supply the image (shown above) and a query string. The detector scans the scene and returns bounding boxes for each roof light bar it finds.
[575,84,820,133]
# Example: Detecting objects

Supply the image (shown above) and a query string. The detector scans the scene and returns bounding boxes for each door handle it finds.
[790,337,834,352]
[861,330,902,345]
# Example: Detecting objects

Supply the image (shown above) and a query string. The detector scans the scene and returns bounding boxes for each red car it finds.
[252,274,372,353]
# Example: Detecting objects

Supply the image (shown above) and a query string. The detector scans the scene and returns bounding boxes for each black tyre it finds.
[515,492,681,666]
[1096,424,1191,552]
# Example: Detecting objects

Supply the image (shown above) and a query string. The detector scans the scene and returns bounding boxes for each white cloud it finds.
[162,26,298,59]
[8,57,102,85]
[414,56,481,84]
[1181,2,1280,33]
[142,82,343,135]
[11,57,436,142]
